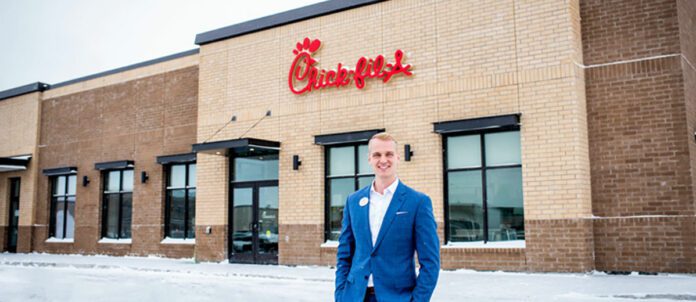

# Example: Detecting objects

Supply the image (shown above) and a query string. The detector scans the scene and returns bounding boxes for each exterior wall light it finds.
[404,144,414,162]
[141,171,149,183]
[293,155,302,170]
[82,175,90,187]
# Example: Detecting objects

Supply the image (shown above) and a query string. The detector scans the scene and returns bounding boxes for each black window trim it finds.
[49,173,77,239]
[101,168,133,240]
[323,141,374,241]
[442,126,522,244]
[164,161,196,239]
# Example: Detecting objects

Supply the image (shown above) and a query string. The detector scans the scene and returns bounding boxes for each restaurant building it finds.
[0,0,694,273]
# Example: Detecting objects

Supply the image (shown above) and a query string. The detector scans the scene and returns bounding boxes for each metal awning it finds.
[0,155,31,173]
[192,138,280,156]
[43,166,78,176]
[314,129,384,146]
[433,114,520,134]
[95,160,134,170]
[156,153,196,165]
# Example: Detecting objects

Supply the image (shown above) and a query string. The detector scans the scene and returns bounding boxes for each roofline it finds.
[50,48,199,89]
[194,0,384,46]
[0,82,50,102]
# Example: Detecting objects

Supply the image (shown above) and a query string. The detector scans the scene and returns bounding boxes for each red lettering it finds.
[288,38,413,95]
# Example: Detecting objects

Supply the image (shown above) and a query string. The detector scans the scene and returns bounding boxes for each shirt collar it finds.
[370,178,399,196]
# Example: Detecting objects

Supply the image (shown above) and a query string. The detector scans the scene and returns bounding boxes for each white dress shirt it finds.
[367,178,399,287]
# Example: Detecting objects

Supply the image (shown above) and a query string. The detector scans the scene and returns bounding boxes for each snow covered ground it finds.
[1,253,695,302]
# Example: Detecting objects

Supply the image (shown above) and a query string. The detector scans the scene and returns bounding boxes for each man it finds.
[335,133,440,302]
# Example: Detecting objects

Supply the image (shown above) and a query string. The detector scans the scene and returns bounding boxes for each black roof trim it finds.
[95,160,134,171]
[43,166,77,176]
[314,129,384,146]
[192,138,281,154]
[156,153,197,165]
[195,0,384,45]
[50,49,199,89]
[0,82,50,102]
[433,114,521,134]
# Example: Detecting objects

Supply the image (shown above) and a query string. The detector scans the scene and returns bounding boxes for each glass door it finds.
[231,185,254,263]
[229,152,279,264]
[256,184,278,264]
[230,181,278,264]
[8,178,20,253]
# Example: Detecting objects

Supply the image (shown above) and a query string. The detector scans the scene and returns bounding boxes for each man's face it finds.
[368,138,399,179]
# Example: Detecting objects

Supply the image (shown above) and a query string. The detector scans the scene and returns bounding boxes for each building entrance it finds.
[229,152,279,264]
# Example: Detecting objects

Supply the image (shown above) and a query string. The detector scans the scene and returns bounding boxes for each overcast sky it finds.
[0,0,323,91]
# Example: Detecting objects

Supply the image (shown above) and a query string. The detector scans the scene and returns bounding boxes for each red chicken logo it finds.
[288,37,413,95]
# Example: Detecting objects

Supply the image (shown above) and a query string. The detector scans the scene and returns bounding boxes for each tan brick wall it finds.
[0,175,10,227]
[0,162,40,228]
[195,153,228,226]
[0,181,37,252]
[35,65,198,258]
[198,0,591,269]
[0,92,41,157]
[0,91,42,252]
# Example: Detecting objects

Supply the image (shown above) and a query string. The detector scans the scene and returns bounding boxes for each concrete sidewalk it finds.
[2,253,696,302]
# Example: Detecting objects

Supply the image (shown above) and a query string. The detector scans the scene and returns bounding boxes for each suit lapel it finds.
[372,183,406,252]
[355,188,373,249]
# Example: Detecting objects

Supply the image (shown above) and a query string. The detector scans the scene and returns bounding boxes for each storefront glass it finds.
[325,143,373,241]
[50,174,76,239]
[446,130,524,243]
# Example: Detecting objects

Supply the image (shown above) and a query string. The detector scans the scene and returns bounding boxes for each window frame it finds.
[323,142,374,241]
[442,125,523,244]
[164,162,196,239]
[101,168,134,239]
[49,174,76,239]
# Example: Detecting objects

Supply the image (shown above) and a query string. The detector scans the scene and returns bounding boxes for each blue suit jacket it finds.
[335,182,440,302]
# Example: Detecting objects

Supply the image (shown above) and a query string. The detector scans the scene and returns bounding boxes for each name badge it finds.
[359,197,368,207]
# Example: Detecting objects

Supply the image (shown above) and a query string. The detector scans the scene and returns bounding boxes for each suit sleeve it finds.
[412,195,440,302]
[335,197,355,302]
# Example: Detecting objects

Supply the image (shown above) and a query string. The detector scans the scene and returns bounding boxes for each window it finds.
[50,174,76,239]
[445,130,523,243]
[102,169,133,239]
[165,163,196,239]
[325,144,374,241]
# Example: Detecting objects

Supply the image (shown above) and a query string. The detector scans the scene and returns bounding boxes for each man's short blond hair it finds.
[368,132,398,151]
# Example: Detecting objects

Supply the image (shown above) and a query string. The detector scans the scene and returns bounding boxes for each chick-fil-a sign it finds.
[288,38,413,95]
